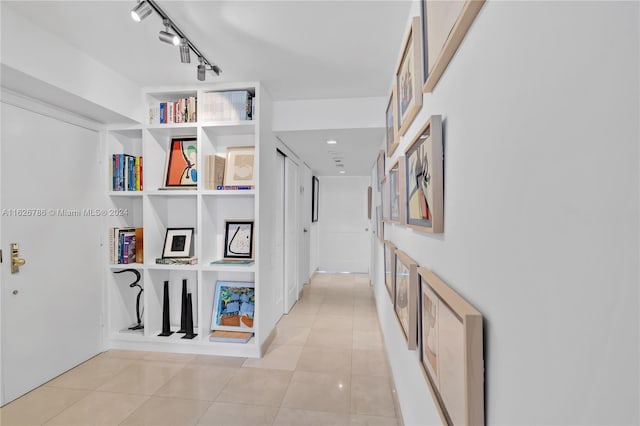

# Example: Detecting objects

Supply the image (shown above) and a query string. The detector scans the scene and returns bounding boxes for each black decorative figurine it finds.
[158,280,173,336]
[114,269,144,331]
[181,293,197,339]
[177,279,188,333]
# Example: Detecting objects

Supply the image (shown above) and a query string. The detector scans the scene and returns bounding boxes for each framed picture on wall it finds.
[367,186,372,219]
[383,240,397,302]
[223,220,254,260]
[381,176,390,222]
[312,176,319,222]
[386,87,399,156]
[224,146,255,187]
[377,206,384,241]
[389,159,406,224]
[417,266,484,425]
[163,137,197,188]
[376,150,385,189]
[394,249,418,350]
[421,0,486,92]
[404,115,444,233]
[396,16,423,136]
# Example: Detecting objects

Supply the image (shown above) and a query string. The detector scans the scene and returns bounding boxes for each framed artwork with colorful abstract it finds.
[211,281,255,332]
[404,115,443,233]
[164,137,197,188]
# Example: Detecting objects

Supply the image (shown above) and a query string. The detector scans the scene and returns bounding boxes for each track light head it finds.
[159,19,180,46]
[197,64,206,81]
[130,1,152,22]
[179,39,191,63]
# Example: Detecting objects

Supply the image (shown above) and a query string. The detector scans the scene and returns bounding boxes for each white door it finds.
[0,101,104,405]
[283,156,299,312]
[273,152,285,315]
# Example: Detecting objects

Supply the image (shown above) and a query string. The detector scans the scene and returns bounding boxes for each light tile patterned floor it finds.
[0,274,401,426]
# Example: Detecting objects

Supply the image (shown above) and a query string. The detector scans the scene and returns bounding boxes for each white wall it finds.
[374,1,639,425]
[319,176,370,272]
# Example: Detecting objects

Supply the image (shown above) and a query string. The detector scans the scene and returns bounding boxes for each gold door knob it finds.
[12,257,25,267]
[10,243,25,274]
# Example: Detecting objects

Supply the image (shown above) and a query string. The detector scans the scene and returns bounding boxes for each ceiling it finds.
[3,1,412,175]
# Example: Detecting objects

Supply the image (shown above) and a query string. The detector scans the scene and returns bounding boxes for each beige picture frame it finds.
[389,158,406,225]
[224,146,255,187]
[383,240,397,302]
[394,249,418,350]
[417,266,484,426]
[386,86,399,156]
[396,16,423,136]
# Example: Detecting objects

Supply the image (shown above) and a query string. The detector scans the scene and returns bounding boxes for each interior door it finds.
[273,151,285,315]
[283,156,299,312]
[0,102,103,405]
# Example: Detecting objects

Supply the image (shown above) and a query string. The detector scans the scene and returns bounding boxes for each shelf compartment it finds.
[146,269,198,339]
[109,268,145,337]
[201,121,255,136]
[108,191,144,197]
[201,196,255,263]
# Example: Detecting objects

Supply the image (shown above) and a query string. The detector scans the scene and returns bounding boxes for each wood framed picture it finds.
[210,281,255,332]
[224,146,255,187]
[383,240,397,302]
[376,150,385,189]
[162,228,194,258]
[417,266,484,425]
[396,16,423,136]
[164,137,197,188]
[381,175,390,222]
[386,87,399,156]
[404,115,443,233]
[367,186,372,219]
[312,176,319,222]
[377,206,384,241]
[223,220,254,260]
[389,158,406,224]
[421,0,485,93]
[394,249,418,349]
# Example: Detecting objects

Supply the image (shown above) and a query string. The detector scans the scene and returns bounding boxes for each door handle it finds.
[11,243,26,274]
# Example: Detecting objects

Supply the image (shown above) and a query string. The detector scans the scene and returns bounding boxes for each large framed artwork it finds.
[421,0,485,93]
[389,159,406,224]
[223,220,254,260]
[383,240,397,302]
[312,176,319,222]
[386,87,399,156]
[224,146,255,187]
[396,16,423,136]
[164,137,197,188]
[404,115,444,233]
[394,249,418,349]
[417,266,484,425]
[210,281,255,332]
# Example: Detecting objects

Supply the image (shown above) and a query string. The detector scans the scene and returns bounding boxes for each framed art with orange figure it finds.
[164,136,197,188]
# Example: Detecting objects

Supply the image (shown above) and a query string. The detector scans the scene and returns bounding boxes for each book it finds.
[208,330,253,343]
[135,228,144,264]
[210,259,254,265]
[155,256,198,265]
[216,185,254,190]
[206,155,226,189]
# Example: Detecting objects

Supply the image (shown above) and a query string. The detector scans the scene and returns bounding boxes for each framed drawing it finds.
[405,115,444,233]
[417,266,484,425]
[223,220,254,260]
[164,137,197,188]
[377,207,384,241]
[421,0,485,92]
[396,16,423,136]
[389,159,406,224]
[381,176,390,222]
[210,281,255,332]
[162,228,194,258]
[224,146,255,187]
[386,87,399,156]
[376,150,385,189]
[394,249,418,349]
[312,176,319,222]
[383,240,397,302]
[367,186,372,219]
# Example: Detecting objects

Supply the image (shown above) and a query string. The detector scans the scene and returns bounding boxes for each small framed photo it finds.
[394,249,418,350]
[164,137,197,188]
[162,228,194,258]
[211,281,255,332]
[383,240,397,302]
[224,146,255,187]
[386,87,399,156]
[389,159,406,224]
[312,176,319,222]
[396,17,423,136]
[224,220,254,260]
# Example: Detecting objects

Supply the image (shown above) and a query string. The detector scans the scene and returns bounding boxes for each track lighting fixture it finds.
[129,0,221,79]
[130,0,152,22]
[159,19,180,46]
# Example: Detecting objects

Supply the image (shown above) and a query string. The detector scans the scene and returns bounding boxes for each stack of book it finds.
[208,330,253,343]
[148,96,197,124]
[202,90,254,122]
[204,155,226,190]
[110,228,143,264]
[155,256,198,265]
[112,154,142,191]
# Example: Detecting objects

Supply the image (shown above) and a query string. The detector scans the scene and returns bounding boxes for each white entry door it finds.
[283,156,299,312]
[0,101,104,405]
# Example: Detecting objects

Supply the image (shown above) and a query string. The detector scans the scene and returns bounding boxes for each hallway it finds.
[0,274,401,426]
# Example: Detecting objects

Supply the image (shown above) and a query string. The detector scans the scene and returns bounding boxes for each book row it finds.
[110,227,144,264]
[201,90,254,122]
[112,154,143,191]
[148,96,197,124]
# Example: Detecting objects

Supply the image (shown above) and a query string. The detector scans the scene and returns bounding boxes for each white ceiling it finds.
[4,0,412,175]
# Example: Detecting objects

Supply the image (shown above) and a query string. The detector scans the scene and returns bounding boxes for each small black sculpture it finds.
[177,279,188,333]
[181,293,197,340]
[158,280,174,336]
[114,269,144,331]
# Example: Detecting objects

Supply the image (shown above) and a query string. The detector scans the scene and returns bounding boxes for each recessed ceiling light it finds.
[339,170,346,174]
[326,139,338,145]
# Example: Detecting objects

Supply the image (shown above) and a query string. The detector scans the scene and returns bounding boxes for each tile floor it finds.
[0,274,401,426]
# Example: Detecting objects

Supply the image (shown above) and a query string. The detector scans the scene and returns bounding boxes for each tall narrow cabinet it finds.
[104,82,269,358]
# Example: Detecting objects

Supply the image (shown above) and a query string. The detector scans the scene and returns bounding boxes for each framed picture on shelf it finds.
[404,115,443,233]
[211,281,255,332]
[162,228,194,258]
[394,249,418,349]
[164,137,197,188]
[421,0,485,93]
[376,150,385,189]
[223,220,254,260]
[386,87,399,156]
[224,146,255,187]
[389,159,406,224]
[396,16,423,136]
[383,240,397,302]
[312,176,319,222]
[417,266,484,425]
